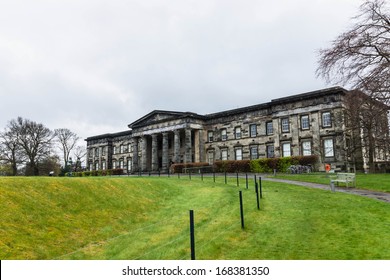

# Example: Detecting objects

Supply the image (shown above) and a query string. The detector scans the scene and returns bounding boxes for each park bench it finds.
[330,172,356,188]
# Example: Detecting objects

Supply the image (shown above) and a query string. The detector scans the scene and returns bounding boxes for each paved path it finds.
[261,177,390,204]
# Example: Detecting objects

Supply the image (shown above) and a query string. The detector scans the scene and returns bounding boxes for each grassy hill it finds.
[1,176,389,260]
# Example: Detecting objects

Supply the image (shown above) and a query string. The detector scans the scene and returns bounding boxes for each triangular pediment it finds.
[128,110,202,128]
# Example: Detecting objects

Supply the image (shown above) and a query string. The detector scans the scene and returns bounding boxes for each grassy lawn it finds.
[273,173,390,193]
[0,176,389,260]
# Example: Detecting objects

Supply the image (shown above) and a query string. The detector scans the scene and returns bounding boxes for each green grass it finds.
[0,176,389,260]
[273,173,390,193]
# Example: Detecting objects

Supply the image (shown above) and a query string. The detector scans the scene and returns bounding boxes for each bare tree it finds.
[73,145,87,172]
[0,129,23,175]
[54,128,80,169]
[9,117,53,176]
[317,0,390,104]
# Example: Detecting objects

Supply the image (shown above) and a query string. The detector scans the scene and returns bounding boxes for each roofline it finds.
[85,130,132,142]
[205,86,348,119]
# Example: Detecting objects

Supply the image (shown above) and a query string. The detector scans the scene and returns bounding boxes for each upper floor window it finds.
[120,145,124,154]
[250,124,257,137]
[301,115,310,130]
[266,121,273,135]
[322,112,332,127]
[221,129,227,141]
[235,127,241,139]
[208,131,214,142]
[281,118,289,133]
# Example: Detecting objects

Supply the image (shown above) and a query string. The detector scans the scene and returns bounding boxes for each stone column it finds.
[151,134,159,171]
[132,137,139,172]
[194,130,200,162]
[162,132,169,172]
[174,130,181,164]
[185,128,192,163]
[141,136,148,171]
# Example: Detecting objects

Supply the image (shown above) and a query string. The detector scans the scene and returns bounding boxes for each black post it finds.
[246,173,248,189]
[239,191,245,229]
[213,171,215,183]
[189,170,192,180]
[255,182,260,210]
[201,170,203,181]
[259,176,263,198]
[189,210,195,260]
[254,174,257,192]
[225,171,227,184]
[236,172,239,187]
[158,169,161,177]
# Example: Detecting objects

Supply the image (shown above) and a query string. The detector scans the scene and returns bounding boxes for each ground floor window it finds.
[266,145,274,158]
[235,148,243,160]
[221,149,228,161]
[302,140,312,156]
[207,151,214,164]
[250,146,258,160]
[127,159,132,172]
[324,138,334,157]
[282,143,291,157]
[102,161,106,170]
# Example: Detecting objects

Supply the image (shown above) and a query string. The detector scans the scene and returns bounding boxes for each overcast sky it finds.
[0,0,361,142]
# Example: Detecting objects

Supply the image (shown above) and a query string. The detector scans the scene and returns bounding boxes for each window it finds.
[324,139,334,157]
[120,145,124,154]
[282,143,291,157]
[129,159,133,171]
[250,124,257,137]
[266,145,274,158]
[102,161,106,170]
[207,151,214,165]
[235,127,241,139]
[301,115,310,130]
[208,131,214,142]
[128,144,132,153]
[95,162,99,170]
[119,160,124,169]
[112,161,116,169]
[235,148,243,160]
[281,118,289,133]
[95,148,99,157]
[302,140,312,156]
[250,146,258,160]
[322,112,332,127]
[221,149,228,161]
[266,121,273,135]
[113,146,116,155]
[89,163,93,171]
[102,146,106,156]
[221,129,227,141]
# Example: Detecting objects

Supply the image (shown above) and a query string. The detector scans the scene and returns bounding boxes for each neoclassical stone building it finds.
[85,86,389,173]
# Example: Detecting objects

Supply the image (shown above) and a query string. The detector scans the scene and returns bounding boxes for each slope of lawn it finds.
[273,173,390,193]
[0,176,389,260]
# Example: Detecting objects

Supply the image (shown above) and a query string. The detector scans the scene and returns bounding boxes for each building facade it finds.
[85,87,389,173]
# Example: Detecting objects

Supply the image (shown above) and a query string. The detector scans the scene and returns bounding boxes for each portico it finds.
[128,111,206,172]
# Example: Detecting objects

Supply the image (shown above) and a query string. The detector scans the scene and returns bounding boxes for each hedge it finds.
[66,168,124,177]
[171,162,211,173]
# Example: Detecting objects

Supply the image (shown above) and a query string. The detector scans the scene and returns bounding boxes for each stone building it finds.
[85,86,389,173]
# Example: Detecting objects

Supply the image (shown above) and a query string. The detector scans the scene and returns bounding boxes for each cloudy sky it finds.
[0,0,361,142]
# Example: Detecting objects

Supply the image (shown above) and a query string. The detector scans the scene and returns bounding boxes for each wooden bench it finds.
[330,173,356,188]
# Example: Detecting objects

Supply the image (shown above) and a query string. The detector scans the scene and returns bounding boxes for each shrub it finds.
[213,160,251,173]
[249,155,319,173]
[171,162,211,173]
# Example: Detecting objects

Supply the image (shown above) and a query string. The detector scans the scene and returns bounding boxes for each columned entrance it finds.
[132,127,205,173]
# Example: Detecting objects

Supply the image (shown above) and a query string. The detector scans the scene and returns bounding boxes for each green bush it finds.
[171,162,210,173]
[213,160,251,173]
[249,155,319,173]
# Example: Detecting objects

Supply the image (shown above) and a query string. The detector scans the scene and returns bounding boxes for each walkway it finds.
[261,177,390,204]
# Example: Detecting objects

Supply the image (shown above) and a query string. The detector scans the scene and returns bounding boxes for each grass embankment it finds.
[273,173,390,193]
[0,176,389,260]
